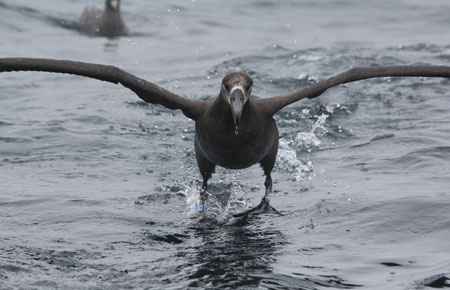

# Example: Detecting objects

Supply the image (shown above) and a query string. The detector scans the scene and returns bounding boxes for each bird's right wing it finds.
[258,65,450,115]
[0,57,206,120]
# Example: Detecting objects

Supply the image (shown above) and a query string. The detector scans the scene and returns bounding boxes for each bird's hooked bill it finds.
[111,0,119,10]
[230,88,244,134]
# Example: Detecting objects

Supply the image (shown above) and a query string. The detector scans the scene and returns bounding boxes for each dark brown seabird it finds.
[1,57,450,216]
[80,0,128,37]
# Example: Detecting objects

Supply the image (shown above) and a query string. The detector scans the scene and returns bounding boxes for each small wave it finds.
[0,1,80,32]
[350,133,395,148]
[200,19,230,28]
[0,264,30,273]
[0,136,33,143]
[135,190,184,206]
[0,197,51,207]
[343,196,450,236]
[72,115,109,124]
[387,146,450,169]
[208,54,274,77]
[0,121,14,126]
[390,43,446,53]
[416,274,450,289]
[380,262,402,267]
[142,233,189,245]
[125,100,169,115]
[255,272,361,289]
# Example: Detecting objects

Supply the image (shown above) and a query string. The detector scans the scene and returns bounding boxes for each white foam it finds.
[276,113,329,182]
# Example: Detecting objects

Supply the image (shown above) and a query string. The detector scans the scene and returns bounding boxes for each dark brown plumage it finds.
[80,0,128,37]
[1,57,450,216]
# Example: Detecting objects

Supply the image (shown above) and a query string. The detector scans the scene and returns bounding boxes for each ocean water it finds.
[1,0,450,289]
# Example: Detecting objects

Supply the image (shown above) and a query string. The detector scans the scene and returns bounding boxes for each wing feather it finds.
[0,57,205,120]
[259,65,450,115]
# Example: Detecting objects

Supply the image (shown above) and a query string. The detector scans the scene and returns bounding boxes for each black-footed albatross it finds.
[1,58,450,217]
[80,0,128,37]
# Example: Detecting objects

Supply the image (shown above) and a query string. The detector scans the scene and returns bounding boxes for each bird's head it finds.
[106,0,120,11]
[220,72,253,133]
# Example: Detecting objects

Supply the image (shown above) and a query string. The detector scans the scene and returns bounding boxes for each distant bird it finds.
[80,0,128,37]
[1,57,450,216]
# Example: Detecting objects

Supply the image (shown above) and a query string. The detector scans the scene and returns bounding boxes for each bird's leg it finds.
[233,174,283,217]
[197,178,208,212]
[262,175,283,215]
[194,145,215,213]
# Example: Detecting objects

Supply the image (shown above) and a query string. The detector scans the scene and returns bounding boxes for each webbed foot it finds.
[196,188,208,213]
[232,197,283,217]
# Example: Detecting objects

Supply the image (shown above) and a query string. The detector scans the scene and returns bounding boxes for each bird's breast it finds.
[195,115,278,169]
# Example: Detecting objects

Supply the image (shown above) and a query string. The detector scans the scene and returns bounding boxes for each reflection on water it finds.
[188,218,283,288]
[103,39,120,52]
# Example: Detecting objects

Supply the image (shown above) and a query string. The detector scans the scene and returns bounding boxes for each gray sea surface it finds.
[1,0,450,289]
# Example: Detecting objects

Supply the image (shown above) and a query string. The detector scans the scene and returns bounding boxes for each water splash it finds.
[224,176,247,214]
[277,140,313,182]
[277,113,329,182]
[183,181,204,215]
[182,175,248,222]
[295,113,328,151]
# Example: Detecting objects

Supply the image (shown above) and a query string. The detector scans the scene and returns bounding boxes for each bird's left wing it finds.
[0,57,206,120]
[258,65,450,115]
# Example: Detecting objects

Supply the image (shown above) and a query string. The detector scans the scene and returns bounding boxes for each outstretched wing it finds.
[0,57,206,120]
[259,65,450,115]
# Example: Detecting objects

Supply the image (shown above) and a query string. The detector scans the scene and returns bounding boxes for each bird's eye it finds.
[223,84,230,91]
[246,85,252,91]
